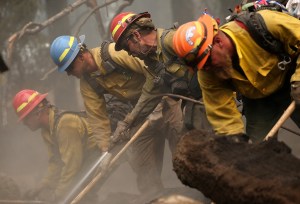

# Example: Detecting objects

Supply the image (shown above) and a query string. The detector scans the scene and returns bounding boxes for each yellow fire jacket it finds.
[198,10,300,135]
[80,43,161,151]
[40,106,92,198]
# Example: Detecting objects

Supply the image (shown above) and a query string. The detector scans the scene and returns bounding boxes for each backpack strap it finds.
[235,12,291,70]
[235,12,284,55]
[160,26,185,68]
[100,40,132,78]
[160,27,201,98]
[83,73,107,96]
[83,41,132,97]
[53,108,88,138]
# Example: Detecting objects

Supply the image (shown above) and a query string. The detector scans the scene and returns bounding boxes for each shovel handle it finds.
[71,119,150,204]
[264,101,296,141]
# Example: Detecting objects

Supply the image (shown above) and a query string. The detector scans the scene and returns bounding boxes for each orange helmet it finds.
[12,89,48,121]
[173,14,218,70]
[110,11,151,51]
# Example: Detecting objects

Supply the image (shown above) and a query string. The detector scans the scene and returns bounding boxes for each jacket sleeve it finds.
[260,10,300,82]
[80,78,111,151]
[110,45,164,125]
[198,70,245,135]
[124,73,163,125]
[53,114,86,198]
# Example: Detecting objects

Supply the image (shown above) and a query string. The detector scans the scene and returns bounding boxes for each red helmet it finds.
[12,89,48,121]
[110,11,151,51]
[173,14,218,70]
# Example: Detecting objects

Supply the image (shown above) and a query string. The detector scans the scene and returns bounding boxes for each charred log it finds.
[173,130,300,204]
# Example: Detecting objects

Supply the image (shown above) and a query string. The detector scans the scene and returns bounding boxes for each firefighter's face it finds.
[203,34,233,80]
[122,31,153,60]
[23,109,40,131]
[65,54,87,78]
[124,34,141,57]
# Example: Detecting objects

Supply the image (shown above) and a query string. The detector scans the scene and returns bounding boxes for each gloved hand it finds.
[291,81,300,105]
[111,120,129,144]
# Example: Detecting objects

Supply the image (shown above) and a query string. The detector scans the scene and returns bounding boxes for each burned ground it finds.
[173,130,300,204]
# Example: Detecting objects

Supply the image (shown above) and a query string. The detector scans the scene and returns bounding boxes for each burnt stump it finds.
[173,130,300,204]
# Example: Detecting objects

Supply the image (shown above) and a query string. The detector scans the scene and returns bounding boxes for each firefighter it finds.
[49,35,183,195]
[12,89,101,203]
[110,11,212,132]
[172,10,300,142]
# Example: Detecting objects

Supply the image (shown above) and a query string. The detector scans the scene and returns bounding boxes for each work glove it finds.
[111,120,129,144]
[291,81,300,105]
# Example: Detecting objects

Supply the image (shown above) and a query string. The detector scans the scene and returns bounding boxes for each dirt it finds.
[173,130,300,204]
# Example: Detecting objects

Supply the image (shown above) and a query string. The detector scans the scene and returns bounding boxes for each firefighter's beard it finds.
[136,43,155,60]
[209,53,233,80]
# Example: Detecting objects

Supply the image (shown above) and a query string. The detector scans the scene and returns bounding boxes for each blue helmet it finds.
[50,35,85,72]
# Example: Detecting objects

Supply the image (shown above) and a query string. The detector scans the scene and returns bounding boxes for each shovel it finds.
[70,119,151,204]
[59,152,110,204]
[264,101,296,141]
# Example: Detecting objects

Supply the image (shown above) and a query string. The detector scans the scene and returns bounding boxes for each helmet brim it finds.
[196,14,216,69]
[57,35,86,72]
[114,12,151,51]
[18,93,48,122]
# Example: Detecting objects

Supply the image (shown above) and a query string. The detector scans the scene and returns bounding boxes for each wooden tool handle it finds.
[264,101,296,141]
